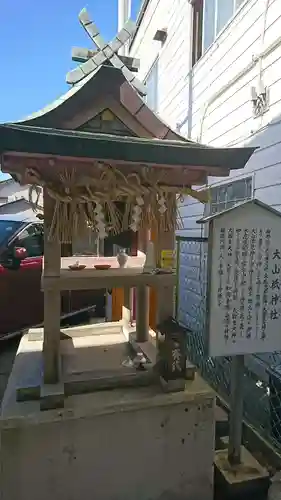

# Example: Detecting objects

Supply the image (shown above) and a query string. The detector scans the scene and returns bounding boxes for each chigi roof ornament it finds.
[66,8,146,96]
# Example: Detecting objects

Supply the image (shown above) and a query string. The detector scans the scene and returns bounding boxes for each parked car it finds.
[0,212,105,339]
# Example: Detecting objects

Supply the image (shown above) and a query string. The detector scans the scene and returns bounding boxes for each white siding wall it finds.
[0,180,30,202]
[0,180,43,207]
[130,0,281,237]
[179,0,281,236]
[129,0,193,131]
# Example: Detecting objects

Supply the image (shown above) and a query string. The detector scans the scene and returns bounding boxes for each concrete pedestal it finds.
[214,443,269,500]
[0,341,215,500]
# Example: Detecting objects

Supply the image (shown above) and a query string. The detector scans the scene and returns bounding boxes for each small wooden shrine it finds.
[0,8,255,409]
[5,8,256,326]
[0,9,258,500]
[0,122,254,408]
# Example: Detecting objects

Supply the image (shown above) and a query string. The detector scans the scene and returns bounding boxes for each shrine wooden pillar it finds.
[149,225,158,331]
[153,194,176,326]
[112,230,137,322]
[136,228,149,342]
[112,288,124,321]
[122,286,132,330]
[156,229,175,324]
[42,188,61,384]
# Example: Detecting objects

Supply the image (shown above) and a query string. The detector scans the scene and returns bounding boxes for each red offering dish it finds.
[68,264,86,271]
[94,264,112,270]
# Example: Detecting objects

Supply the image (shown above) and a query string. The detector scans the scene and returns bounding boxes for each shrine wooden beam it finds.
[2,153,230,189]
[71,47,140,72]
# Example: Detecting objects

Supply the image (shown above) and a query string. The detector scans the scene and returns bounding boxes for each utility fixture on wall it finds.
[251,82,269,118]
[153,28,168,45]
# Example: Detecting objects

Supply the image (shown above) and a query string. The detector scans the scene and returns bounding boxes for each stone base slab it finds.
[1,374,215,500]
[214,447,269,499]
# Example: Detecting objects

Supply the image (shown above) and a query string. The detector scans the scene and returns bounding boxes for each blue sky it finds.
[0,0,141,123]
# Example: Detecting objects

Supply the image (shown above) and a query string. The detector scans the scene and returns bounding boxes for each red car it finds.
[0,212,105,339]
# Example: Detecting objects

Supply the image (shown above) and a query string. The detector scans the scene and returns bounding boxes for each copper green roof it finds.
[0,123,256,171]
[11,65,194,144]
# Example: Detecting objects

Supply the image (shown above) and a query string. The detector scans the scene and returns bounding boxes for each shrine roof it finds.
[197,199,281,223]
[13,66,102,127]
[12,65,193,142]
[0,123,255,173]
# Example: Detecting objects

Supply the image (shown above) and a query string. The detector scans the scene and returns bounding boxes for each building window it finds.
[203,0,247,53]
[144,58,159,112]
[216,0,234,34]
[206,176,253,216]
[9,223,44,258]
[191,0,203,66]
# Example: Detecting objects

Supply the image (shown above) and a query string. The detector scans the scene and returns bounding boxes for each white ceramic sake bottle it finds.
[117,248,128,268]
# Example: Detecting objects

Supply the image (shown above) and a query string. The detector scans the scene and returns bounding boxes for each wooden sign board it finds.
[157,317,186,381]
[205,200,281,357]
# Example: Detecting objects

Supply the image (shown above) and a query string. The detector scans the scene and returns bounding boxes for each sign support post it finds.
[228,354,244,465]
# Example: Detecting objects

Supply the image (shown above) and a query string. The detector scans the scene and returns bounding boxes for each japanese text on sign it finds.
[208,203,281,356]
[216,228,276,346]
